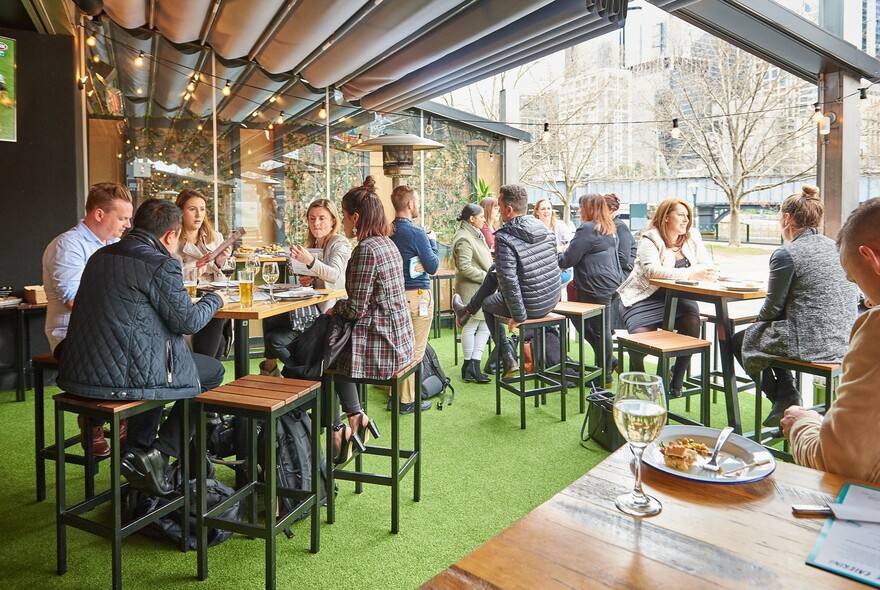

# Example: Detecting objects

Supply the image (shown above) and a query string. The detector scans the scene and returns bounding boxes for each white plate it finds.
[210,280,239,288]
[643,425,776,484]
[274,289,317,300]
[720,281,762,293]
[258,282,303,291]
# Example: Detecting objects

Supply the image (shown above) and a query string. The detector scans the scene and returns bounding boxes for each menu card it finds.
[806,483,880,587]
[286,249,323,277]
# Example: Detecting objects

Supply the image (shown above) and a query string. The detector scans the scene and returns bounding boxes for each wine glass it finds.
[262,261,279,304]
[219,257,236,294]
[612,372,667,517]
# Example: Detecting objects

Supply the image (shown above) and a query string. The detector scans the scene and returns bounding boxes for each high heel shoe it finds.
[332,423,365,465]
[350,411,381,444]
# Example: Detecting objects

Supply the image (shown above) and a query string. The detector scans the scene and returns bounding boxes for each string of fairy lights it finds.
[79,22,879,156]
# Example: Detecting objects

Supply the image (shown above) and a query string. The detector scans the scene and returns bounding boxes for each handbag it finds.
[324,312,354,370]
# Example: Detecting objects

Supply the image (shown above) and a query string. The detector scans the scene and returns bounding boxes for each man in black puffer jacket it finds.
[58,198,228,497]
[453,185,561,377]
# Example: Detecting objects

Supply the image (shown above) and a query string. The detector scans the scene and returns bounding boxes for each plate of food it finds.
[643,425,775,484]
[720,281,762,293]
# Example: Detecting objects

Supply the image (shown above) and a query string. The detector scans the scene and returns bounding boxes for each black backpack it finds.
[125,466,242,550]
[421,342,454,410]
[257,409,330,539]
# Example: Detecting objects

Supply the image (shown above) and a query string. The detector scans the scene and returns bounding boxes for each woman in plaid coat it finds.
[329,178,415,463]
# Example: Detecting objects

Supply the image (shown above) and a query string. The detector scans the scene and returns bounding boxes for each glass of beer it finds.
[238,269,255,308]
[184,268,199,299]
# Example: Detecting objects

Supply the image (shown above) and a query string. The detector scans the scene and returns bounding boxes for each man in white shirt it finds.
[42,182,132,455]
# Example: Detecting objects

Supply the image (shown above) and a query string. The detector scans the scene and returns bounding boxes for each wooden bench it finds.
[496,313,569,429]
[54,393,188,590]
[194,374,320,590]
[616,330,712,426]
[323,360,422,535]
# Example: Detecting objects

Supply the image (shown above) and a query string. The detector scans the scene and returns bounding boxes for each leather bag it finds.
[323,312,354,370]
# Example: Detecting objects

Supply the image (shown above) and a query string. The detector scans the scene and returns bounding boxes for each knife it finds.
[791,504,880,523]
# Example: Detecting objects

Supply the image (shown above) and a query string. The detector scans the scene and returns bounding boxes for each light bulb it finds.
[92,54,100,63]
[222,80,232,96]
[346,141,351,149]
[193,73,200,82]
[197,122,203,131]
[134,51,144,66]
[187,80,196,92]
[135,87,143,95]
[269,95,277,103]
[812,103,824,123]
[183,92,191,101]
[670,118,681,139]
[819,113,835,135]
[86,35,96,47]
[318,107,327,120]
[859,88,868,112]
[541,122,551,142]
[268,123,274,130]
[489,152,495,162]
[277,112,284,124]
[356,133,363,145]
[252,110,259,117]
[425,117,434,136]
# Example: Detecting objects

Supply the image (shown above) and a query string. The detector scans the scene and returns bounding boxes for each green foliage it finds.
[471,178,492,201]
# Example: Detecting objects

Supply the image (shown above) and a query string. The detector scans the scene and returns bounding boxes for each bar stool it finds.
[552,301,606,413]
[698,303,758,403]
[34,352,105,502]
[194,374,320,590]
[495,313,568,429]
[751,359,841,461]
[54,394,188,590]
[616,330,712,426]
[323,359,422,535]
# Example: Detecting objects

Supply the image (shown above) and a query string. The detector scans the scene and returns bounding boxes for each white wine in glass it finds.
[612,372,667,517]
[262,261,279,304]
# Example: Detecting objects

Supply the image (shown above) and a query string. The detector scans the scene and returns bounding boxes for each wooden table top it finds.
[213,289,345,320]
[650,278,767,301]
[422,448,864,590]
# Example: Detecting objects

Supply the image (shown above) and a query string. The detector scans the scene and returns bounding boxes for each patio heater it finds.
[353,133,444,189]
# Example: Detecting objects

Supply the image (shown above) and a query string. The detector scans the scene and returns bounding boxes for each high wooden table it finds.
[214,289,345,379]
[423,448,863,589]
[0,302,48,401]
[649,279,766,434]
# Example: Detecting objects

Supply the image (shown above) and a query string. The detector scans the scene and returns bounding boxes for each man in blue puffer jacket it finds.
[453,184,561,377]
[58,198,228,497]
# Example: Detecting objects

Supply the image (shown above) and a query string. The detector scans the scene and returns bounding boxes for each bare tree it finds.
[653,35,815,246]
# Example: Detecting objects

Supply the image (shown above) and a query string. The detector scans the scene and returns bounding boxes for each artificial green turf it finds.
[0,328,773,589]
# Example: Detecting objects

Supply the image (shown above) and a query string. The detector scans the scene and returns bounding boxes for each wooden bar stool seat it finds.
[323,360,422,535]
[553,301,606,414]
[616,330,712,426]
[194,374,321,590]
[54,393,189,590]
[495,313,568,429]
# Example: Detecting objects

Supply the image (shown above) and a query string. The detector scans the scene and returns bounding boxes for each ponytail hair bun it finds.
[362,175,377,191]
[801,184,820,200]
[458,203,483,222]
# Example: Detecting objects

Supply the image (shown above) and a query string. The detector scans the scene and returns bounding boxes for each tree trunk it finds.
[728,204,741,247]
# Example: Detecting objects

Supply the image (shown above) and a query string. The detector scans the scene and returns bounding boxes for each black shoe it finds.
[120,448,174,497]
[763,394,802,427]
[461,360,471,382]
[668,387,683,399]
[399,400,432,414]
[452,294,472,328]
[501,350,519,379]
[470,360,491,384]
[386,397,393,411]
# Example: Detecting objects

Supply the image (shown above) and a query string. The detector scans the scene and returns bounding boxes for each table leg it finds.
[233,319,250,379]
[14,308,26,401]
[713,299,743,433]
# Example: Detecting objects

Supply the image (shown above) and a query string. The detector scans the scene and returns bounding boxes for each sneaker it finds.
[399,400,433,414]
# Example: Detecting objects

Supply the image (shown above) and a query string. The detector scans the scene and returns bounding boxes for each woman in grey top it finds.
[260,198,351,376]
[732,185,859,427]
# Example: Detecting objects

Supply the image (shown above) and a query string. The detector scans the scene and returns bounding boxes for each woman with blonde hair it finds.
[533,198,572,252]
[480,196,499,249]
[732,185,858,426]
[617,198,716,397]
[260,198,351,377]
[559,194,624,384]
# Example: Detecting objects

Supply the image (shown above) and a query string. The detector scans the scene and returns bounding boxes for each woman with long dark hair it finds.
[328,178,415,463]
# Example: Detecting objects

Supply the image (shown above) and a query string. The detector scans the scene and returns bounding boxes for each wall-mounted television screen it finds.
[0,35,16,143]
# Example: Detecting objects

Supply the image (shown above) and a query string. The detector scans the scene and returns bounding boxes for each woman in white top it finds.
[616,198,717,397]
[175,189,233,359]
[260,198,351,376]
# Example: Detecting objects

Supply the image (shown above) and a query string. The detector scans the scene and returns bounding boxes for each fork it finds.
[701,426,734,472]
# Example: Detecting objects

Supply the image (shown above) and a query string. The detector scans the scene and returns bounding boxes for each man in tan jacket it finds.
[781,198,880,485]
